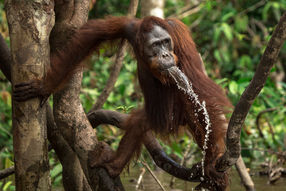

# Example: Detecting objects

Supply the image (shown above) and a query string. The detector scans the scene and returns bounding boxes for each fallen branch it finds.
[135,168,146,190]
[235,156,255,191]
[141,161,167,191]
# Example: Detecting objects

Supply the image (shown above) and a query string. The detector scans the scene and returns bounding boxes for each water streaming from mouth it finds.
[167,66,212,177]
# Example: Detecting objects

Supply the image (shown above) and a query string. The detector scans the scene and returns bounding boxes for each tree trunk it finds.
[141,0,165,18]
[5,0,54,190]
[50,0,98,189]
[50,1,124,190]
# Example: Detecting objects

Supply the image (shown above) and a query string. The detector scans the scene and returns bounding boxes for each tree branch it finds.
[87,109,202,182]
[216,12,286,172]
[255,108,276,139]
[0,167,14,180]
[91,0,139,110]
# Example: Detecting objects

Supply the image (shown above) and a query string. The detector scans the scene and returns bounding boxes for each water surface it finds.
[121,167,286,191]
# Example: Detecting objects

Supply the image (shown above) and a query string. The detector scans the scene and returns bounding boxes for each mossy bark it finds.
[5,0,54,190]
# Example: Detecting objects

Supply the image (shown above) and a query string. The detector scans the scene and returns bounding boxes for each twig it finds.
[0,145,54,180]
[237,0,267,17]
[255,108,276,139]
[241,147,286,160]
[90,40,128,110]
[0,166,14,180]
[168,4,193,18]
[168,4,201,19]
[269,167,283,184]
[140,161,167,191]
[170,143,192,188]
[251,18,269,38]
[135,168,146,190]
[265,117,275,143]
[0,78,9,83]
[177,6,201,20]
[91,0,139,110]
[190,13,205,29]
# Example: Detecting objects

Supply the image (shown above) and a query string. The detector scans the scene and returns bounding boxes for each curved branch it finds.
[87,109,201,182]
[87,109,128,129]
[255,108,276,139]
[216,12,286,172]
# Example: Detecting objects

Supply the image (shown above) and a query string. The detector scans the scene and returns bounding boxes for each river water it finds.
[121,167,286,191]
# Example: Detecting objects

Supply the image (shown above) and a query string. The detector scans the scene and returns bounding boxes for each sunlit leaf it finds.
[51,163,62,178]
[3,181,12,191]
[214,50,222,63]
[229,81,238,94]
[234,15,248,32]
[221,23,233,41]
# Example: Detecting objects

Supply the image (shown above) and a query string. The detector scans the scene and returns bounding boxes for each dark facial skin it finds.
[143,26,177,83]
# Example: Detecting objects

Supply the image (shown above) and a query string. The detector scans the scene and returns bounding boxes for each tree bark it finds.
[50,1,124,190]
[50,0,99,189]
[141,0,165,18]
[46,104,92,191]
[5,0,54,190]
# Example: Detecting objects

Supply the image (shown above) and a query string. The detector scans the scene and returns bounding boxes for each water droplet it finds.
[167,66,212,177]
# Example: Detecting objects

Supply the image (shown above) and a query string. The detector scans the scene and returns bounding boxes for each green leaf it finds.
[213,26,222,43]
[221,23,233,41]
[262,2,272,21]
[3,181,12,191]
[171,142,183,158]
[221,11,235,22]
[214,50,222,63]
[234,15,248,32]
[239,55,252,67]
[51,163,62,178]
[229,81,238,94]
[215,78,228,85]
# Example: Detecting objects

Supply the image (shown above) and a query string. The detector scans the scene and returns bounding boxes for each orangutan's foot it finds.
[89,141,115,167]
[89,141,124,177]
